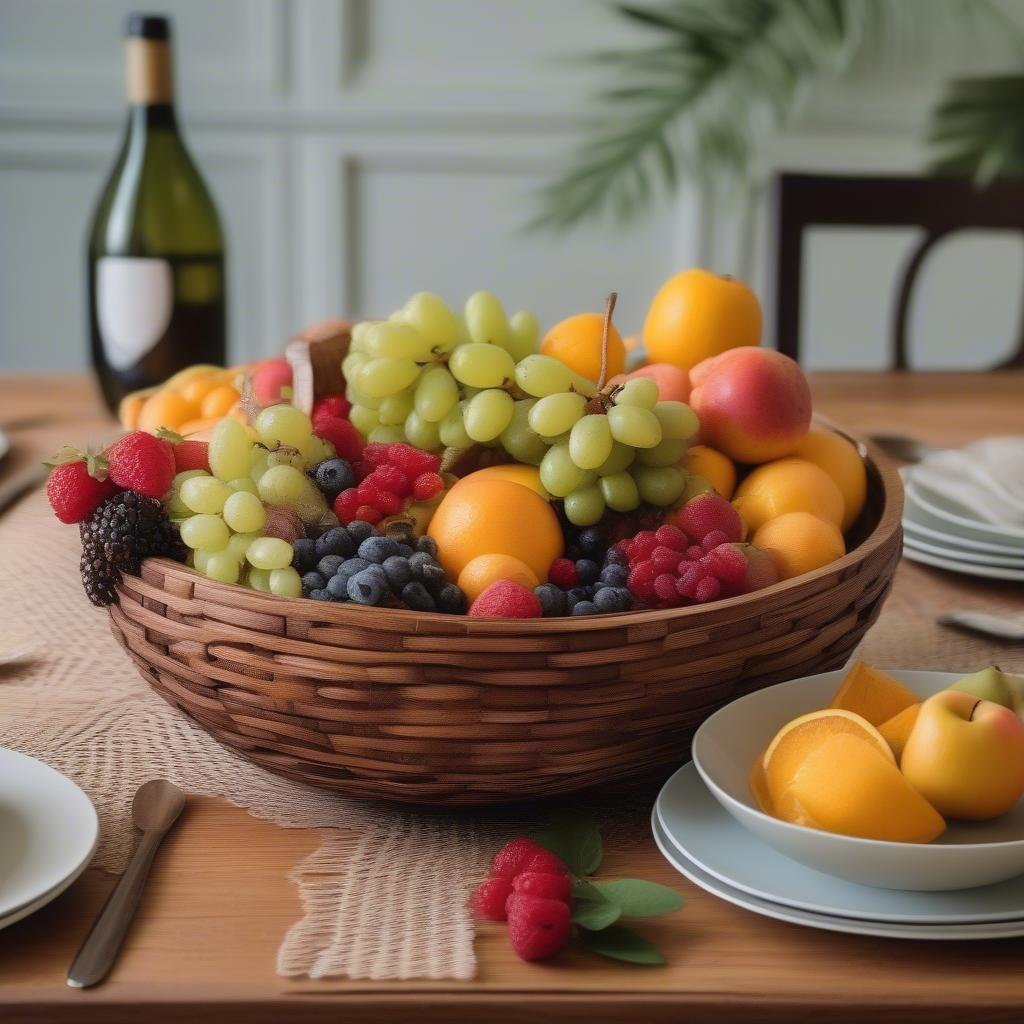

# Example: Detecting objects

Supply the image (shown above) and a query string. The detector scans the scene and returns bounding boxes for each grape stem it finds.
[597,291,617,392]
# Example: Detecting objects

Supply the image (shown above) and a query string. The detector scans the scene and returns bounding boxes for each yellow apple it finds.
[901,690,1024,820]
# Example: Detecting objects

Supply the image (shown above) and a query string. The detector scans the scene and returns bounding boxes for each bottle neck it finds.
[126,103,178,133]
[125,37,173,107]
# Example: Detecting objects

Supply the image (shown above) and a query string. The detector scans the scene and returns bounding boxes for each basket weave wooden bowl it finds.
[108,422,902,805]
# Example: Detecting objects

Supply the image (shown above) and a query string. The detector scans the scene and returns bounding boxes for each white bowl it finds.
[692,669,1024,891]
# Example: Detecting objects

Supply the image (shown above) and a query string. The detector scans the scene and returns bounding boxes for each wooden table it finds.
[1,372,1023,1024]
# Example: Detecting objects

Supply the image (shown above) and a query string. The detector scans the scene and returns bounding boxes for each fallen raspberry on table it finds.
[674,492,745,545]
[468,580,543,618]
[512,871,572,903]
[489,837,550,879]
[471,876,514,921]
[105,430,176,499]
[506,894,571,962]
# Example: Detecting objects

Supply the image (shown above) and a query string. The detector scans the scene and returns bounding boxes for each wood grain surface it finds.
[1,371,1023,1023]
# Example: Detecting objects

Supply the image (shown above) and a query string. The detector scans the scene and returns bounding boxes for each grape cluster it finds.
[294,522,466,613]
[332,442,445,526]
[534,548,635,617]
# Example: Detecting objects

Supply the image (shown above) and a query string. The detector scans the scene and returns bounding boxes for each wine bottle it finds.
[87,13,226,413]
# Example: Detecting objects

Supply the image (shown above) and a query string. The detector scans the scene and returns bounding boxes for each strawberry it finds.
[45,447,117,524]
[104,431,176,499]
[156,428,210,474]
[506,894,571,961]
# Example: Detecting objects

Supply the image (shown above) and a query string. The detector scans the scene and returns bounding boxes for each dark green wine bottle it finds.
[87,13,226,413]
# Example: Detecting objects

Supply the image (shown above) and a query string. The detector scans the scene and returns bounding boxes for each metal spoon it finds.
[937,611,1024,642]
[868,433,943,464]
[67,780,186,989]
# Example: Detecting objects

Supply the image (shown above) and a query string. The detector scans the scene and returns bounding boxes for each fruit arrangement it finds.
[753,663,1024,843]
[47,269,871,619]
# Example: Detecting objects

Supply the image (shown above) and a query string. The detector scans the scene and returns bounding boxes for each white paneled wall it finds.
[0,0,1021,373]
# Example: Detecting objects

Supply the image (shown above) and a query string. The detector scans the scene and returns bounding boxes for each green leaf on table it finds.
[571,879,621,931]
[590,879,685,918]
[576,924,666,966]
[530,813,602,876]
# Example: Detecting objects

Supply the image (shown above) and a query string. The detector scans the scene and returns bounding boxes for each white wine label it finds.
[97,256,173,370]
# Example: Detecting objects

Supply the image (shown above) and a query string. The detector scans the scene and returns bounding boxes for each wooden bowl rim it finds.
[139,419,903,634]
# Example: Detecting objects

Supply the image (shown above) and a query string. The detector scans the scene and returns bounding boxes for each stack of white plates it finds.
[902,437,1024,582]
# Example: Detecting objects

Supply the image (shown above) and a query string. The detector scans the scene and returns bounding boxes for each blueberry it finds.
[347,568,388,605]
[334,557,370,586]
[346,520,375,543]
[326,575,350,599]
[291,538,318,572]
[604,547,629,567]
[594,587,625,613]
[301,571,326,593]
[436,583,466,614]
[578,528,605,557]
[317,555,346,578]
[358,535,399,564]
[316,526,355,559]
[615,586,634,609]
[600,563,628,587]
[382,555,412,589]
[313,458,355,499]
[308,588,333,602]
[407,551,432,578]
[396,543,414,558]
[401,581,436,612]
[415,535,438,557]
[572,601,599,616]
[420,561,445,587]
[535,583,567,617]
[575,559,599,585]
[566,586,589,607]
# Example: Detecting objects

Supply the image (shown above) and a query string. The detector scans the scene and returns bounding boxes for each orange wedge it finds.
[878,703,921,762]
[828,661,919,726]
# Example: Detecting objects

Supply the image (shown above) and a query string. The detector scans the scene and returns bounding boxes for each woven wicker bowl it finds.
[108,422,902,805]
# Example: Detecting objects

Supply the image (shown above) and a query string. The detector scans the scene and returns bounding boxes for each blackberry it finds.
[79,491,185,607]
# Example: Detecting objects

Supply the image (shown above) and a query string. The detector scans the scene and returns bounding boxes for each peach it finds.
[610,362,692,404]
[689,348,811,463]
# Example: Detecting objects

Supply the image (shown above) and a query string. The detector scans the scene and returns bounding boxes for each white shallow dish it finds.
[903,534,1024,569]
[902,517,1024,558]
[906,481,1024,547]
[656,761,1024,924]
[651,812,1024,941]
[692,669,1024,891]
[0,749,98,929]
[902,544,1024,582]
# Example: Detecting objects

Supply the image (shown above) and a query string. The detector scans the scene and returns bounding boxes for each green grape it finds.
[302,435,334,464]
[209,417,252,481]
[368,425,406,444]
[341,351,368,382]
[528,392,587,437]
[636,437,686,467]
[564,484,606,526]
[414,365,458,422]
[439,403,473,448]
[448,343,515,389]
[180,514,230,552]
[246,537,294,570]
[247,566,272,592]
[222,490,267,533]
[349,404,381,435]
[403,410,441,449]
[204,551,240,585]
[653,401,700,441]
[515,354,596,398]
[506,310,539,361]
[181,475,231,515]
[266,445,305,469]
[346,384,382,410]
[464,290,510,347]
[358,357,420,398]
[600,471,640,512]
[256,404,313,449]
[499,399,548,465]
[257,464,308,507]
[595,441,635,476]
[228,475,261,495]
[192,549,212,573]
[615,377,659,410]
[633,465,687,506]
[167,469,208,517]
[293,480,328,526]
[364,322,433,361]
[398,292,460,353]
[568,414,614,470]
[540,442,587,497]
[378,390,415,425]
[249,450,269,484]
[608,405,662,448]
[269,566,303,598]
[464,388,514,442]
[348,319,375,352]
[226,531,261,562]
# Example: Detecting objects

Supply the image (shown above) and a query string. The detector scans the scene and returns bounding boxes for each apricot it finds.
[752,512,845,580]
[689,348,811,464]
[540,313,625,384]
[828,661,919,727]
[136,390,197,432]
[792,429,867,531]
[683,445,736,499]
[732,458,845,533]
[643,269,762,371]
[458,553,539,603]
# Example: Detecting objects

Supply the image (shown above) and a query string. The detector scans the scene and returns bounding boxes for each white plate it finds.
[692,669,1024,890]
[651,811,1024,941]
[0,749,98,928]
[902,544,1024,582]
[656,761,1024,924]
[903,516,1024,558]
[906,480,1024,546]
[903,535,1024,569]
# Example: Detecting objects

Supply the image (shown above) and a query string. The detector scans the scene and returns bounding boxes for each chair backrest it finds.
[771,172,1024,369]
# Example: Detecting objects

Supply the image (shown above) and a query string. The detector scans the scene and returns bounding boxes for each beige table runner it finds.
[1,486,1021,979]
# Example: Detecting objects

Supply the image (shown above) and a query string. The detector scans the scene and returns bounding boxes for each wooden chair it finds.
[771,173,1024,369]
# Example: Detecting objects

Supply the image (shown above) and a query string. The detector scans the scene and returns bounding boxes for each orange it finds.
[828,661,919,727]
[427,478,562,581]
[458,554,539,602]
[201,384,241,418]
[451,465,549,500]
[878,703,921,761]
[771,732,945,843]
[118,391,150,430]
[136,390,197,432]
[733,458,845,533]
[643,269,762,372]
[180,376,222,407]
[752,513,844,581]
[540,313,625,384]
[176,416,220,436]
[683,445,736,499]
[792,429,867,531]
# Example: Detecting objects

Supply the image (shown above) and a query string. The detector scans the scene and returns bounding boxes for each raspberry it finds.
[741,544,781,594]
[507,894,571,962]
[354,504,382,524]
[357,480,383,504]
[675,492,744,544]
[412,471,444,501]
[704,542,749,588]
[684,544,704,562]
[522,849,567,875]
[368,465,411,497]
[471,876,513,921]
[655,524,688,551]
[694,574,722,603]
[360,443,391,471]
[702,529,730,552]
[374,490,403,516]
[676,563,707,600]
[387,443,441,477]
[627,560,657,603]
[469,580,543,618]
[650,545,684,576]
[489,837,549,879]
[628,530,658,562]
[335,488,361,521]
[512,872,572,903]
[548,557,578,589]
[314,416,363,463]
[653,573,680,604]
[312,393,351,422]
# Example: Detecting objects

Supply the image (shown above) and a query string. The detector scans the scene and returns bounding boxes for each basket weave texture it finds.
[109,432,902,805]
